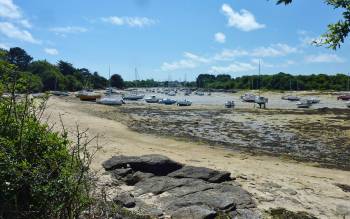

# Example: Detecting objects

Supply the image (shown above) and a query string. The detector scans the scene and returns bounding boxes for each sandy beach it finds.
[44,94,350,219]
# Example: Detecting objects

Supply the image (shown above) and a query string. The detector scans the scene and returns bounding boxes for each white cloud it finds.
[297,30,325,47]
[221,3,265,31]
[161,52,210,71]
[161,42,298,72]
[49,26,88,34]
[251,58,275,68]
[19,19,31,28]
[184,52,210,63]
[0,22,40,44]
[44,48,59,55]
[0,0,21,19]
[251,43,298,57]
[213,49,248,61]
[214,32,226,43]
[209,62,256,73]
[0,42,9,50]
[102,16,156,27]
[161,59,197,71]
[305,54,345,63]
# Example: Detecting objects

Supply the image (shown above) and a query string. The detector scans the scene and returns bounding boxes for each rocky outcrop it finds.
[102,154,183,175]
[103,154,260,219]
[168,165,231,183]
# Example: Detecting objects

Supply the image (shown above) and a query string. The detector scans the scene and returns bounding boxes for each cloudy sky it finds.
[0,0,348,80]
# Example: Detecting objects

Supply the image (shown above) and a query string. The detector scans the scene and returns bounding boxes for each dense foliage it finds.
[275,0,350,49]
[0,64,95,218]
[0,47,108,92]
[110,74,125,88]
[196,73,350,91]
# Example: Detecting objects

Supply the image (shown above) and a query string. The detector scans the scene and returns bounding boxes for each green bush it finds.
[0,69,94,218]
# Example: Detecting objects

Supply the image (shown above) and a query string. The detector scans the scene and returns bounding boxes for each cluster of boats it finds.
[74,90,193,107]
[17,88,349,109]
[281,94,320,108]
[145,95,192,106]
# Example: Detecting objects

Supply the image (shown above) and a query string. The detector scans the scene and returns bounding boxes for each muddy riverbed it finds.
[71,96,350,170]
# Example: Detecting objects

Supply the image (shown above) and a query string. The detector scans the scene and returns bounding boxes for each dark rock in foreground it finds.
[168,165,231,183]
[103,154,260,218]
[102,154,183,175]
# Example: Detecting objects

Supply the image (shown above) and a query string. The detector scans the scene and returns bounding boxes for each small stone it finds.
[113,192,136,208]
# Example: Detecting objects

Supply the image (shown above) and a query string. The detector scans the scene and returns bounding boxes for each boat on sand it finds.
[79,92,101,101]
[225,101,235,108]
[145,95,160,103]
[296,99,312,108]
[177,99,192,106]
[96,96,124,105]
[160,98,176,105]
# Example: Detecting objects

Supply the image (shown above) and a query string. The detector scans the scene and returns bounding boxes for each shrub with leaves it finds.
[0,62,94,218]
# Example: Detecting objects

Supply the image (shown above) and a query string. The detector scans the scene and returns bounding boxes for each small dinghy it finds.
[307,97,320,104]
[96,96,124,105]
[177,99,192,106]
[337,94,350,101]
[241,93,256,102]
[160,98,176,105]
[282,95,300,101]
[225,101,235,108]
[123,93,145,101]
[184,90,191,96]
[51,91,69,96]
[194,91,204,96]
[79,92,101,101]
[296,99,312,108]
[168,91,176,96]
[145,95,160,103]
[31,93,46,98]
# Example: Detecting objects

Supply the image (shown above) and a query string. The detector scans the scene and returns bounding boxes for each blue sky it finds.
[0,0,349,81]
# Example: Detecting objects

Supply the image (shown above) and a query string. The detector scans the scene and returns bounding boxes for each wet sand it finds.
[45,95,350,219]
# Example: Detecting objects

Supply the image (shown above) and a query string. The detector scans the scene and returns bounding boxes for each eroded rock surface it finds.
[103,154,260,218]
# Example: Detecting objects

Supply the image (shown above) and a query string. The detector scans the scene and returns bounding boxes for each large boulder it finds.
[103,154,260,219]
[167,165,231,183]
[102,154,183,175]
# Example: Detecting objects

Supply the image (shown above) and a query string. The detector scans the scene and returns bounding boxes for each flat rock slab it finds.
[102,154,183,175]
[168,165,231,183]
[103,154,260,218]
[171,205,216,219]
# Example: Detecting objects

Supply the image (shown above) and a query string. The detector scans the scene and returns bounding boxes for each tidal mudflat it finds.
[45,95,350,218]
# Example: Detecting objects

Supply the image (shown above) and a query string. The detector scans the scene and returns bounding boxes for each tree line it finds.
[195,73,350,91]
[0,47,126,93]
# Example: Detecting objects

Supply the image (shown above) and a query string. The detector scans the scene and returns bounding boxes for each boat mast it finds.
[134,67,139,89]
[258,59,261,97]
[347,72,350,91]
[108,65,111,95]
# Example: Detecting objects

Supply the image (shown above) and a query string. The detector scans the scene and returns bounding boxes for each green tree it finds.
[0,49,7,61]
[29,61,64,91]
[6,47,33,70]
[275,0,350,49]
[196,74,216,88]
[110,74,124,88]
[57,60,76,75]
